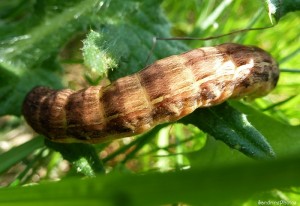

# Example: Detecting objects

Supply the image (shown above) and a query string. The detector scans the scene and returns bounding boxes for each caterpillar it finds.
[22,43,279,144]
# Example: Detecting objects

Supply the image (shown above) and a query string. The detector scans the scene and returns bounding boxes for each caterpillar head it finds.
[217,43,279,100]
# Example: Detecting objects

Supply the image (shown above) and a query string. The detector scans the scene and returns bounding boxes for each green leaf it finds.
[231,101,300,158]
[0,69,62,116]
[0,0,99,116]
[0,155,300,205]
[186,101,300,169]
[0,136,44,174]
[181,103,275,160]
[82,0,188,81]
[82,30,118,77]
[45,140,105,176]
[265,0,300,22]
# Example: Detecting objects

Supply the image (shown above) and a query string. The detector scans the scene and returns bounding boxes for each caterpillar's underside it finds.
[22,43,279,143]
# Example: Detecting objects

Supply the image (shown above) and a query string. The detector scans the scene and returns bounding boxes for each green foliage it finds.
[82,0,187,81]
[0,0,100,116]
[45,140,105,176]
[0,136,44,174]
[181,103,275,160]
[0,0,299,205]
[1,156,300,206]
[266,0,300,22]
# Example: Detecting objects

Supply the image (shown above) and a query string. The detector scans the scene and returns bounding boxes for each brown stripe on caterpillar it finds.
[22,43,279,144]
